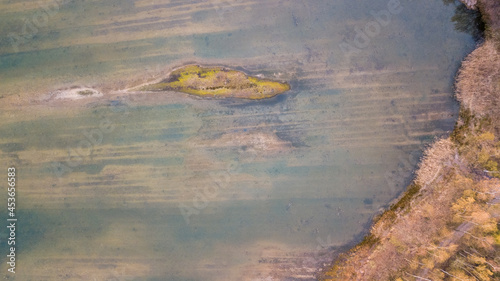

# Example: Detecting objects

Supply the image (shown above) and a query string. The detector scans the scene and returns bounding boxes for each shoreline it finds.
[320,0,500,280]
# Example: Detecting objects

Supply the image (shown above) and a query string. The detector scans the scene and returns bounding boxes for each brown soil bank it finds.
[320,1,500,280]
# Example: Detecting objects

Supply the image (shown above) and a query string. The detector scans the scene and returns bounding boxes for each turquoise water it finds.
[0,0,477,280]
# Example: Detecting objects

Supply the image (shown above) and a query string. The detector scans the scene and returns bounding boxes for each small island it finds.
[137,65,290,99]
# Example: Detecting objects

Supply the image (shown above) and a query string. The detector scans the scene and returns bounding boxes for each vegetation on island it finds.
[138,65,290,99]
[321,0,500,280]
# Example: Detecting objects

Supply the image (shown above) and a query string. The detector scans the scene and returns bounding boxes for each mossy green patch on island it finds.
[138,65,290,99]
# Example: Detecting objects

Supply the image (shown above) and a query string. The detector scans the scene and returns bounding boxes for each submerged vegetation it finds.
[138,65,290,100]
[77,90,96,96]
[321,1,500,280]
[452,2,486,40]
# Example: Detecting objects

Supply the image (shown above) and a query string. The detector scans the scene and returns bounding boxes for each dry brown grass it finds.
[456,41,500,121]
[322,148,500,280]
[415,138,458,188]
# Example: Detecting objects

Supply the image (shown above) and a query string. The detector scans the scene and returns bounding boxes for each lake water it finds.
[0,0,477,280]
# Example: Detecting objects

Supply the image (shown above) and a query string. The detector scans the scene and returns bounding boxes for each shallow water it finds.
[0,0,476,280]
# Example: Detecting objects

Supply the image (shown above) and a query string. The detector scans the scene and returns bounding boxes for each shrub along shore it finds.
[321,0,500,280]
